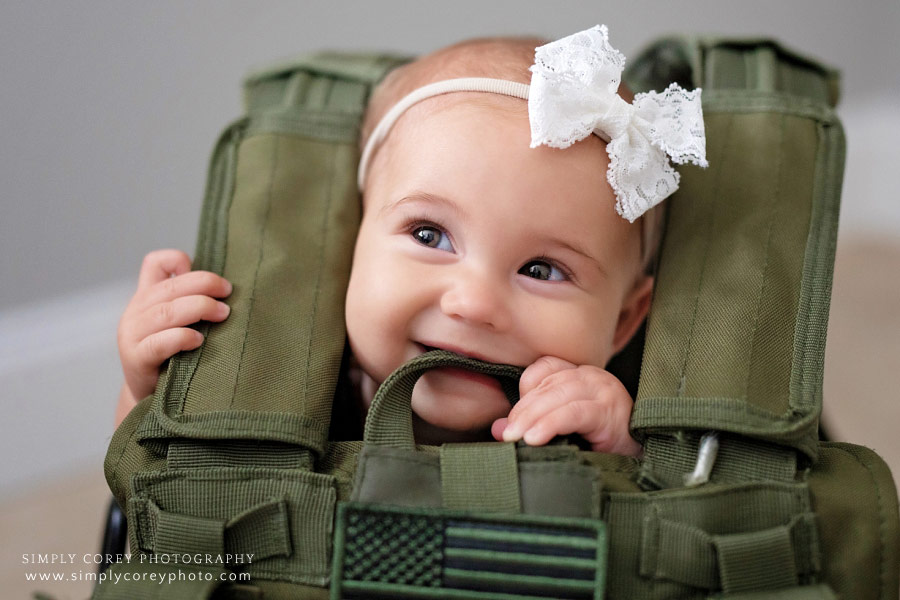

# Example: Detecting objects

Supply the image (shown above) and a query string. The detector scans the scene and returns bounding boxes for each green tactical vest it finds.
[96,38,899,600]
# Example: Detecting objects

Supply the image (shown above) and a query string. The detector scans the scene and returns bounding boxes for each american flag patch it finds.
[331,502,606,600]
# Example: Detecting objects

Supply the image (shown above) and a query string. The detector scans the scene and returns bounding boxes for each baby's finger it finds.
[491,417,509,442]
[503,376,575,442]
[135,327,205,370]
[523,401,641,456]
[521,400,608,447]
[142,270,232,307]
[132,295,230,341]
[137,249,192,291]
[519,356,577,397]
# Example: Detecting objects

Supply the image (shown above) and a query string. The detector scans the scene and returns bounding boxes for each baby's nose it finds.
[439,270,512,331]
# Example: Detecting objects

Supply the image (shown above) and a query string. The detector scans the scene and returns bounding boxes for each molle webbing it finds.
[134,53,407,456]
[624,38,844,464]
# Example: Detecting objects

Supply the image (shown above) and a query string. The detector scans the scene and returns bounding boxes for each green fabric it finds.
[128,468,335,586]
[440,443,521,513]
[364,351,523,450]
[130,496,293,561]
[640,433,797,489]
[605,482,818,598]
[626,40,844,462]
[807,443,900,600]
[352,443,602,518]
[715,524,798,592]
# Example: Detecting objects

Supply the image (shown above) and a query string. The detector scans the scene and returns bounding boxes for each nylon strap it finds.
[131,497,292,562]
[639,433,797,489]
[440,442,521,513]
[639,511,818,591]
[364,350,523,450]
[167,440,314,470]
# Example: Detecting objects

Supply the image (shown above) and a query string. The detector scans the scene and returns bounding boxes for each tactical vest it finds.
[96,38,899,600]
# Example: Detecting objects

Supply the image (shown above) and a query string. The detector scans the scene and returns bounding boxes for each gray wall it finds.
[1,1,899,495]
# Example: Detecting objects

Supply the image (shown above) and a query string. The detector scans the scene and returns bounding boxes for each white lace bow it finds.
[529,25,709,221]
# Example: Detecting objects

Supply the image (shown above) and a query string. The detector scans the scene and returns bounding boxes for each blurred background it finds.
[2,2,898,597]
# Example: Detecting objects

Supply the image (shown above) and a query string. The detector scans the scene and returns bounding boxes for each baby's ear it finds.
[611,275,654,356]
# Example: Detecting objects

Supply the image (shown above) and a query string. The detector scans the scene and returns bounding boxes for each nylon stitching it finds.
[676,113,734,397]
[743,112,786,400]
[108,402,148,500]
[230,135,280,409]
[303,145,337,405]
[833,446,889,598]
[177,124,242,417]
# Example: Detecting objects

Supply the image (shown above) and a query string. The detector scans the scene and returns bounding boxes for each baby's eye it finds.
[412,225,454,252]
[519,260,567,281]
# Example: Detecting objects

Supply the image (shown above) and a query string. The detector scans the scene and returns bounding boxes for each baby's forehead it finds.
[361,37,542,150]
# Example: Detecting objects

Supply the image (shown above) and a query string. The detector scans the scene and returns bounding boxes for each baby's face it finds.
[345,97,647,441]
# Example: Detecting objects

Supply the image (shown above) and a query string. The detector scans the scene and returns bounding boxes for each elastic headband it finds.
[357,78,530,189]
[358,25,707,226]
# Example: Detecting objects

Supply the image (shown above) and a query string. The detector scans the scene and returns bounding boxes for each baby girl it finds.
[114,26,706,456]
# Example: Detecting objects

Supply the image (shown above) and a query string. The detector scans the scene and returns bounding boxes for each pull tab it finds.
[364,350,524,450]
[683,431,720,487]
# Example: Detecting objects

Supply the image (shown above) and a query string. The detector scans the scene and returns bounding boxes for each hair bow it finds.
[529,25,709,222]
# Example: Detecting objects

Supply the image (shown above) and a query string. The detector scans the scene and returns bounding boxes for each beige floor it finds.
[4,236,899,600]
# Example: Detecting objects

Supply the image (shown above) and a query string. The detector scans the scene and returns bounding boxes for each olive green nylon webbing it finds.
[640,433,797,489]
[364,351,523,450]
[128,467,337,585]
[604,482,819,597]
[167,440,314,471]
[134,54,402,456]
[132,496,292,560]
[440,443,522,513]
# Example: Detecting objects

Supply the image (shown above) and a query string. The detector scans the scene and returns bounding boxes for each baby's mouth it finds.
[413,343,506,389]
[415,342,495,363]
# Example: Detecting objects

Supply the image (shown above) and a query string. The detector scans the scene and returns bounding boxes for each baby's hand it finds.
[492,356,642,457]
[117,249,232,403]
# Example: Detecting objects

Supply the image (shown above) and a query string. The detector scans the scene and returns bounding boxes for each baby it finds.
[114,26,706,457]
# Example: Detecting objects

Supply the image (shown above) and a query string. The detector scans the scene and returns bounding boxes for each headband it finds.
[358,25,708,222]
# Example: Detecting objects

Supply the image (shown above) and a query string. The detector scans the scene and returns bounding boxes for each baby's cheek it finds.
[532,308,616,368]
[345,267,408,382]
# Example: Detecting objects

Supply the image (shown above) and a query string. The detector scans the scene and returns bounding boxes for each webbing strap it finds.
[131,497,292,562]
[364,351,523,450]
[639,512,818,592]
[167,439,314,470]
[440,443,521,513]
[639,433,797,489]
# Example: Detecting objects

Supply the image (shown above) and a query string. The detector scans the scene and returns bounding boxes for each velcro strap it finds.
[640,512,818,592]
[716,523,797,592]
[132,497,292,563]
[440,442,521,514]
